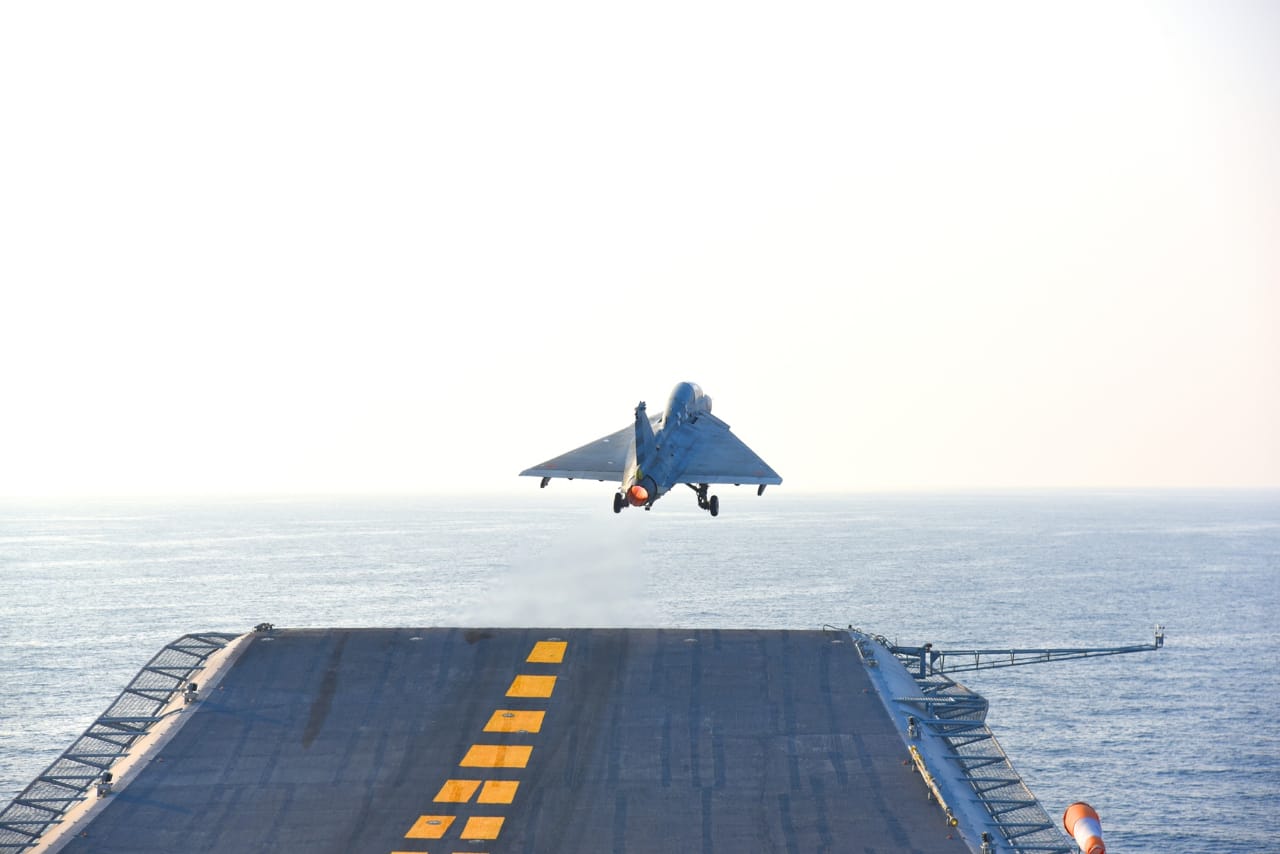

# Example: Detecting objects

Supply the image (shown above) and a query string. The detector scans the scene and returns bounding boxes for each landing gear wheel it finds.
[709,495,719,517]
[613,492,624,514]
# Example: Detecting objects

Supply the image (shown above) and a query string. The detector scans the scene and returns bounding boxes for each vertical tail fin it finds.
[634,401,655,461]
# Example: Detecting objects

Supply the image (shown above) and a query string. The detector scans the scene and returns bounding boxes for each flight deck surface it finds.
[51,628,967,853]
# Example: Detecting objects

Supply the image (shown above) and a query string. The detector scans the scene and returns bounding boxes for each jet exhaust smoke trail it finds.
[462,514,654,628]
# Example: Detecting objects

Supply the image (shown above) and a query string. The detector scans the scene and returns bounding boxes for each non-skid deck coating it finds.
[58,628,968,853]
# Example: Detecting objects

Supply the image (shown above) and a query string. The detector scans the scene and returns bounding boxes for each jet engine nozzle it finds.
[1062,802,1105,854]
[627,484,649,506]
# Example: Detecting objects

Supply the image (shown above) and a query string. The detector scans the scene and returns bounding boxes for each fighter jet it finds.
[520,381,782,515]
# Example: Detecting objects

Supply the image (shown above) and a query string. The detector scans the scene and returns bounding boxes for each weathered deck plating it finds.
[26,628,980,853]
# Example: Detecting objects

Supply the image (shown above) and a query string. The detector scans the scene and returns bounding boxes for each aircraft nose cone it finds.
[627,484,649,506]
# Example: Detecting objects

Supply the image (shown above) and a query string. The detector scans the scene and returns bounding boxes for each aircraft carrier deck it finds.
[1,627,1076,853]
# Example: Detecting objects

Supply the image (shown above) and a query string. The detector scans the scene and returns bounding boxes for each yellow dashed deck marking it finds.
[406,815,456,839]
[460,744,533,768]
[433,779,481,803]
[506,674,557,698]
[484,709,545,733]
[460,816,505,840]
[527,640,567,663]
[400,638,568,849]
[476,780,520,804]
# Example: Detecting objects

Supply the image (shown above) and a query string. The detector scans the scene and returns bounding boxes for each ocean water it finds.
[0,491,1276,853]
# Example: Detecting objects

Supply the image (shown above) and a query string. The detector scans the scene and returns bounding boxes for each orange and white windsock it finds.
[1062,802,1105,854]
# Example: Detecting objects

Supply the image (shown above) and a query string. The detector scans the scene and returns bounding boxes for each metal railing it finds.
[908,625,1165,675]
[0,632,237,852]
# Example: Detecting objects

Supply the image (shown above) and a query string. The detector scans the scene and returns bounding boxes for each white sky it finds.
[1,2,1277,496]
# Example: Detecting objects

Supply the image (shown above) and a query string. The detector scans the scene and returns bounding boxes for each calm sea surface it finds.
[1,491,1277,852]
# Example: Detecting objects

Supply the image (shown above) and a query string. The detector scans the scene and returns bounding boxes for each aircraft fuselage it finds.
[622,382,712,507]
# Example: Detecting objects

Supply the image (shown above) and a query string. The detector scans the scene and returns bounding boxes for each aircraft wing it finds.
[678,414,783,485]
[519,424,633,482]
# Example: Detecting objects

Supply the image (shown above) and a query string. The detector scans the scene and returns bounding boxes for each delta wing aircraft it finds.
[520,381,782,515]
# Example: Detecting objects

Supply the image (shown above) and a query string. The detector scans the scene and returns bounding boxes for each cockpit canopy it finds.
[663,382,713,427]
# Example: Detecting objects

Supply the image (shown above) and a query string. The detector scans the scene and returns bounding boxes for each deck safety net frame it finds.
[883,639,1076,854]
[0,632,238,853]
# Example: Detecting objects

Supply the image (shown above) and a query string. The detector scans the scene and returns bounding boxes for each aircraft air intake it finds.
[627,484,649,506]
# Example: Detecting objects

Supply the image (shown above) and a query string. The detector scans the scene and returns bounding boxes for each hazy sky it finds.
[2,2,1276,496]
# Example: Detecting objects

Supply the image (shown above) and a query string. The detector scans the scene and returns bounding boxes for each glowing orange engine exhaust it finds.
[627,484,649,506]
[1062,802,1105,854]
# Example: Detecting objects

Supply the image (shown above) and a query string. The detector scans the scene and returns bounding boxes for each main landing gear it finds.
[613,492,625,514]
[689,483,719,517]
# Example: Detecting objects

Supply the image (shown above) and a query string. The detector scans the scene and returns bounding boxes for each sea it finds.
[1,491,1276,853]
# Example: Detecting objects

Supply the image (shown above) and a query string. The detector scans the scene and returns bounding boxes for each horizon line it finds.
[2,485,1278,502]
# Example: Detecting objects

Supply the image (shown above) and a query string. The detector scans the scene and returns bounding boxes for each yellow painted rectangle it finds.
[527,640,567,663]
[460,816,505,840]
[484,709,545,733]
[477,779,520,804]
[460,744,533,768]
[433,778,481,803]
[406,814,455,839]
[506,674,556,698]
